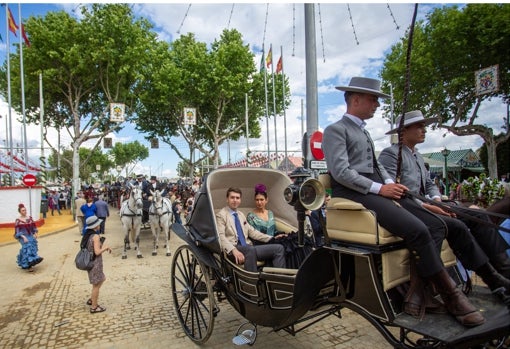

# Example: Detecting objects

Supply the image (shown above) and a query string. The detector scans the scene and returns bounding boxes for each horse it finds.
[120,185,144,259]
[148,190,173,256]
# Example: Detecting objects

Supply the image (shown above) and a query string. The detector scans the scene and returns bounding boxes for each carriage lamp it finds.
[285,167,326,246]
[441,147,451,196]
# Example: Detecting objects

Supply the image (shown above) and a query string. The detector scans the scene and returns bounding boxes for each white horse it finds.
[148,190,173,256]
[120,185,144,259]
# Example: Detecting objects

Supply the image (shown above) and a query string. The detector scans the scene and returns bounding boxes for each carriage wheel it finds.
[171,245,215,344]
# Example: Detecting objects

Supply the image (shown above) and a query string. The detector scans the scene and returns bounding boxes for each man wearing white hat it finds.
[379,110,510,296]
[322,77,485,327]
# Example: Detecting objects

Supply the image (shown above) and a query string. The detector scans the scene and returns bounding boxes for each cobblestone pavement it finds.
[0,208,394,349]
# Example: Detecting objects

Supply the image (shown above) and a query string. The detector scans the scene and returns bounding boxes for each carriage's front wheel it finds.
[171,245,215,344]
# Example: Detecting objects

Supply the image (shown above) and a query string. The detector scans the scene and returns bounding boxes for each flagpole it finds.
[18,4,28,174]
[279,46,288,173]
[245,93,250,167]
[270,44,278,168]
[6,4,15,185]
[262,45,270,165]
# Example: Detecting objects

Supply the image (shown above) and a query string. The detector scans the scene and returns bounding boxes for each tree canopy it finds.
[108,141,149,178]
[134,29,290,174]
[0,4,161,194]
[380,4,510,178]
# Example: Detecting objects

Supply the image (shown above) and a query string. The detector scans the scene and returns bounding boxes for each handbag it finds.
[75,247,95,271]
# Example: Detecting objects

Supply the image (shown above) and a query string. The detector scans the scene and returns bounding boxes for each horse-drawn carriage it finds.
[170,167,509,348]
[120,185,173,259]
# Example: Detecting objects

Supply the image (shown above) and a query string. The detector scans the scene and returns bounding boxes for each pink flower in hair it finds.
[254,183,267,194]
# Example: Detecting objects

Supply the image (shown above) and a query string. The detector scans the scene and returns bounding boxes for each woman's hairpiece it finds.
[254,183,267,194]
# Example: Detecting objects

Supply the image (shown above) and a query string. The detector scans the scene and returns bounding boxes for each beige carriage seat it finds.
[318,175,456,291]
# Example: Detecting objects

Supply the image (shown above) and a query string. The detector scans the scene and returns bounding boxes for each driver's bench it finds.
[319,174,457,292]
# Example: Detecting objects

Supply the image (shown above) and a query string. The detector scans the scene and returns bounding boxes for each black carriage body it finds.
[172,168,343,329]
[171,168,510,347]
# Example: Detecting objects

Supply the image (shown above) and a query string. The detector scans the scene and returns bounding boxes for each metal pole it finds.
[270,44,278,168]
[280,45,288,172]
[6,5,15,185]
[304,4,318,170]
[245,93,250,167]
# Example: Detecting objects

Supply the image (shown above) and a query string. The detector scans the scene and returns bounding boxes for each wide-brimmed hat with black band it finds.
[335,77,391,99]
[85,215,103,230]
[386,110,439,135]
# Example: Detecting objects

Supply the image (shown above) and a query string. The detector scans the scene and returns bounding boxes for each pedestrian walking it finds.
[94,196,109,234]
[14,203,43,272]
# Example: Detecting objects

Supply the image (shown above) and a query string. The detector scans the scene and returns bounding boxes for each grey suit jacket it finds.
[378,144,441,198]
[216,207,272,254]
[322,116,392,194]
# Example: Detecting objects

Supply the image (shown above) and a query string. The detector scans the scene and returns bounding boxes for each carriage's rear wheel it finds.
[171,245,215,344]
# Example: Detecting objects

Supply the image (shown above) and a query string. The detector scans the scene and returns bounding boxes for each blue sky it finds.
[1,2,507,180]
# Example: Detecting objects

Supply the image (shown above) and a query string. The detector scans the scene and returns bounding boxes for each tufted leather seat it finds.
[319,175,457,291]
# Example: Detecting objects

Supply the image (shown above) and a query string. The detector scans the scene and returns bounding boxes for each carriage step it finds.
[232,330,255,346]
[232,323,257,346]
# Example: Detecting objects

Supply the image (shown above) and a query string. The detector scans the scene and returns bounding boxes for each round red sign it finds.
[309,131,324,160]
[22,174,37,187]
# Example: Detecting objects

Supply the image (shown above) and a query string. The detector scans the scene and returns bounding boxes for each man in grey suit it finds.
[322,77,484,327]
[378,110,510,294]
[216,187,285,272]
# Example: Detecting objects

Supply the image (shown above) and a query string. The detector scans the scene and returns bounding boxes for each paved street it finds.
[0,208,393,349]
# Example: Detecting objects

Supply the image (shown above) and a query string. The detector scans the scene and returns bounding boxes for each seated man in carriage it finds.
[216,187,286,272]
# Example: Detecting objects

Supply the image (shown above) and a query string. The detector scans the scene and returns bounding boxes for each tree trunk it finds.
[485,138,498,179]
[72,142,81,206]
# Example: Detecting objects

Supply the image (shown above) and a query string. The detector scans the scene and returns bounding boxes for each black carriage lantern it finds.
[284,167,325,246]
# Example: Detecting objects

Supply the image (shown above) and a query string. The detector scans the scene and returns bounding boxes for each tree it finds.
[134,29,290,176]
[47,147,113,183]
[108,141,149,178]
[1,4,160,197]
[380,4,510,178]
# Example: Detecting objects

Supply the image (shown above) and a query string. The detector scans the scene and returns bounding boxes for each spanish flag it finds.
[7,8,19,36]
[266,46,272,68]
[276,56,282,74]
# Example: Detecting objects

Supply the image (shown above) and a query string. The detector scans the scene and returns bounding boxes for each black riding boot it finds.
[428,269,485,327]
[491,252,510,280]
[475,262,510,293]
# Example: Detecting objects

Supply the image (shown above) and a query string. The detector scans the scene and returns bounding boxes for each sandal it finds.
[90,305,106,313]
[86,299,92,306]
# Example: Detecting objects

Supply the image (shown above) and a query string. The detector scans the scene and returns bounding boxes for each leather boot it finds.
[491,252,510,280]
[428,269,485,327]
[404,260,446,318]
[475,262,510,293]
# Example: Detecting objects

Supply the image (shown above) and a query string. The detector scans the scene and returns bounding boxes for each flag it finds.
[276,55,283,74]
[8,8,19,36]
[21,24,30,47]
[266,46,272,68]
[259,49,265,73]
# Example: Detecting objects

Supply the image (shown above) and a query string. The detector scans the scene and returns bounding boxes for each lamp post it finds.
[441,147,451,196]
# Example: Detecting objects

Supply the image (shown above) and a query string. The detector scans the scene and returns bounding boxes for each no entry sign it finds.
[22,174,37,187]
[309,131,325,161]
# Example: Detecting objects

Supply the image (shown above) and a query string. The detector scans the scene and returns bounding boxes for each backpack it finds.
[75,233,95,271]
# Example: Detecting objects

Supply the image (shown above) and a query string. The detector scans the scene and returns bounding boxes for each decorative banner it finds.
[110,103,125,122]
[475,65,499,96]
[183,107,196,125]
[103,137,112,148]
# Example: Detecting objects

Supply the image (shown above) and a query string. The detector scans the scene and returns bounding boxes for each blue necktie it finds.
[233,212,246,246]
